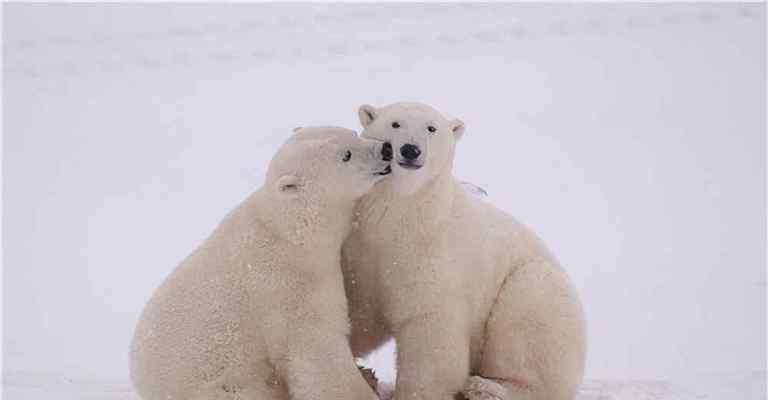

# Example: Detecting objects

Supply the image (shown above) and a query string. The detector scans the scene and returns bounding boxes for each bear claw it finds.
[462,376,507,400]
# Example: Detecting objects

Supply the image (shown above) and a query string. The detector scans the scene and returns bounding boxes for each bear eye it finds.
[391,121,401,129]
[342,150,352,162]
[427,125,436,133]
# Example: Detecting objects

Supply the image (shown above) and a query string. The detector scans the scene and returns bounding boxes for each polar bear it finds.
[341,103,587,400]
[130,127,391,400]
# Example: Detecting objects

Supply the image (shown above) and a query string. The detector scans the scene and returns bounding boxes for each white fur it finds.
[342,103,587,400]
[130,127,388,400]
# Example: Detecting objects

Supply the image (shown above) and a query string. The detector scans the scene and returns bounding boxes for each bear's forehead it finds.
[279,129,357,159]
[383,102,445,122]
[284,141,337,163]
[267,139,335,178]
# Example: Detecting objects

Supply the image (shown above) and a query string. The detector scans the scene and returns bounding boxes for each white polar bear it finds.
[341,103,587,400]
[130,127,390,400]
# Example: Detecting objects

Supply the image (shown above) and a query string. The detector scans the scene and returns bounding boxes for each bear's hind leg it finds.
[475,259,586,400]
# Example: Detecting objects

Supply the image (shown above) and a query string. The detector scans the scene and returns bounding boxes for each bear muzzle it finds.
[397,143,423,170]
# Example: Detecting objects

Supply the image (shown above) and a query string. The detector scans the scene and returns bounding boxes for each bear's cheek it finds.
[428,138,450,160]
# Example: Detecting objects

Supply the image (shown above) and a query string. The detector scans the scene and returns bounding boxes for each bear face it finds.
[358,102,464,194]
[267,126,392,203]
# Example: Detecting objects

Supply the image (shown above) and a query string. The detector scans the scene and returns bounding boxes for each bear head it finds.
[358,102,464,195]
[266,126,392,205]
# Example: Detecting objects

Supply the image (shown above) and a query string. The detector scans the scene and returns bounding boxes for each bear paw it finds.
[462,376,508,400]
[358,366,379,393]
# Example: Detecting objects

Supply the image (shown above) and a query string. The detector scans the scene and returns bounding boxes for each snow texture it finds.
[3,3,765,399]
[4,370,766,400]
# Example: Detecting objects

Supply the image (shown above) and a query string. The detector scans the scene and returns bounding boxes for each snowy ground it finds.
[3,3,765,399]
[4,370,766,400]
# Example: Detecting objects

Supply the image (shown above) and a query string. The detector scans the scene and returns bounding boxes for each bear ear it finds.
[450,119,465,141]
[358,104,378,128]
[276,175,301,197]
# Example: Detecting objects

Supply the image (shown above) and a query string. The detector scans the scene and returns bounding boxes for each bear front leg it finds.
[393,311,470,400]
[281,335,379,400]
[262,273,380,400]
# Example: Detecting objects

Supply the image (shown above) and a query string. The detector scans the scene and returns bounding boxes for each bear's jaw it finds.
[397,161,423,170]
[376,165,393,175]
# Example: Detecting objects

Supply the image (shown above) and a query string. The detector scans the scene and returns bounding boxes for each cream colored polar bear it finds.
[130,127,390,400]
[341,103,587,400]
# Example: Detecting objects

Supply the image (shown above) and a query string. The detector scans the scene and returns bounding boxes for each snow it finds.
[3,3,765,399]
[3,370,766,400]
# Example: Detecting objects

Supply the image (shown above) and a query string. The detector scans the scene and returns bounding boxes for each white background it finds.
[3,3,765,399]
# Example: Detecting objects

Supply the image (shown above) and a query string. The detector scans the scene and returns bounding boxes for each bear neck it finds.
[357,169,456,235]
[252,188,354,250]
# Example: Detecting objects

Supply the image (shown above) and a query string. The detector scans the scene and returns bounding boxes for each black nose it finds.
[400,144,421,161]
[381,142,393,161]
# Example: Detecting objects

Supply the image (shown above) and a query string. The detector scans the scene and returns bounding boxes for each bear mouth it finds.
[375,165,392,175]
[397,161,423,170]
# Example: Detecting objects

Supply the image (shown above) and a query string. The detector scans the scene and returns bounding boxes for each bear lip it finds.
[397,161,423,170]
[376,165,392,175]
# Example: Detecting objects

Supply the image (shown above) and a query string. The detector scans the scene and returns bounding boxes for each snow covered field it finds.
[3,3,765,399]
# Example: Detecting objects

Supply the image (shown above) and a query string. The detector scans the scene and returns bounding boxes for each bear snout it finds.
[400,144,421,161]
[381,142,393,162]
